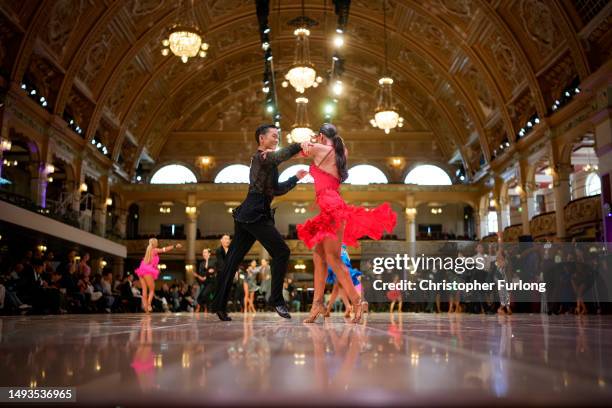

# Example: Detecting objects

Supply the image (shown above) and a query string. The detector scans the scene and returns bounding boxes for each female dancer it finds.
[298,123,397,323]
[135,238,182,312]
[324,244,362,318]
[243,260,259,313]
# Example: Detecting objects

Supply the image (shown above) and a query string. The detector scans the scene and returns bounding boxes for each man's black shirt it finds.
[233,143,302,223]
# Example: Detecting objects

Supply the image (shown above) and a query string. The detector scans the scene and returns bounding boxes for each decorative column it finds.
[493,177,504,235]
[112,256,125,281]
[551,162,572,240]
[115,208,128,239]
[185,194,198,282]
[405,194,416,242]
[94,176,110,237]
[518,159,536,235]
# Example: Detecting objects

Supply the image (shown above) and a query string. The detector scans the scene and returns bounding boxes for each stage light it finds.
[333,35,344,47]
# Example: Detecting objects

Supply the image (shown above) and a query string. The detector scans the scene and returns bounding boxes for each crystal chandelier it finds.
[370,0,403,134]
[284,1,317,93]
[161,1,209,63]
[289,97,314,143]
[285,28,317,93]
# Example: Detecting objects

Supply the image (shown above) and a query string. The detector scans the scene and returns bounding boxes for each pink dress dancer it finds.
[135,251,160,280]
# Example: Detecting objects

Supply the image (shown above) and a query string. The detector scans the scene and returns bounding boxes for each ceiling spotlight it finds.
[282,80,289,88]
[262,86,270,93]
[336,28,343,34]
[266,105,274,113]
[333,35,344,47]
[263,27,271,34]
[332,80,343,96]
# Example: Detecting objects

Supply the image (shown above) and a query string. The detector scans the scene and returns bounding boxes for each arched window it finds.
[150,164,197,184]
[345,165,388,185]
[487,211,498,234]
[279,164,313,183]
[586,173,601,196]
[404,165,452,185]
[214,164,250,183]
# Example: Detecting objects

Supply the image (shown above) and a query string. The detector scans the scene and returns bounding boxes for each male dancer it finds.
[213,124,307,321]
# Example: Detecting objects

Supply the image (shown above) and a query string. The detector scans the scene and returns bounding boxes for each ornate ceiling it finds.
[0,0,609,180]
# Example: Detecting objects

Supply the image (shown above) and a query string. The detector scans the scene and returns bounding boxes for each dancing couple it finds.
[212,123,396,323]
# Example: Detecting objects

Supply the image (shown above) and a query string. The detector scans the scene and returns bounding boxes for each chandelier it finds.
[283,1,318,93]
[161,1,209,63]
[289,97,314,143]
[370,0,403,134]
[285,28,317,93]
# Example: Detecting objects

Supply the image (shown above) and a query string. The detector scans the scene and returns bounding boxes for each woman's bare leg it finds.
[145,276,155,311]
[338,287,351,317]
[243,283,249,313]
[304,244,328,323]
[321,226,364,322]
[140,278,148,312]
[249,292,256,313]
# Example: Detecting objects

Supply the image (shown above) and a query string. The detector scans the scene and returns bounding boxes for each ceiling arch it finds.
[0,0,602,182]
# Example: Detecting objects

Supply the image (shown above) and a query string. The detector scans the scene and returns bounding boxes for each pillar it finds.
[29,161,48,207]
[518,160,536,235]
[115,208,128,239]
[551,162,572,240]
[112,256,125,281]
[185,194,198,281]
[404,194,416,242]
[493,177,504,235]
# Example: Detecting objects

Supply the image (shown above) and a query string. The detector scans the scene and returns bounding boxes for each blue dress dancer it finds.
[325,245,362,317]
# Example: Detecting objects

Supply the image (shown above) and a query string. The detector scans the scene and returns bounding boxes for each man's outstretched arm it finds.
[262,142,302,166]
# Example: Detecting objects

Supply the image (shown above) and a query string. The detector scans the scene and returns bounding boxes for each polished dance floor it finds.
[1,312,611,406]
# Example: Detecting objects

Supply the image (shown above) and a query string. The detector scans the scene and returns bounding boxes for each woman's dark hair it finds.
[319,123,348,182]
[254,124,278,144]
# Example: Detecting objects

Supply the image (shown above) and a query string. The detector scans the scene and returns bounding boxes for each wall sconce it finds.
[37,244,47,252]
[159,206,172,214]
[80,182,88,192]
[100,260,107,267]
[45,164,55,174]
[198,156,213,168]
[185,206,197,215]
[430,208,442,214]
[47,177,54,183]
[185,264,194,272]
[390,157,403,168]
[294,208,306,214]
[294,263,306,270]
[0,138,11,151]
[157,264,167,270]
[405,207,417,216]
[105,197,113,206]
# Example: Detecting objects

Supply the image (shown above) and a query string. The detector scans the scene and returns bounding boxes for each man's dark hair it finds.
[254,124,278,144]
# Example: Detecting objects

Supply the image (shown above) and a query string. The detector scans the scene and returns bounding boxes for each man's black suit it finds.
[213,142,301,312]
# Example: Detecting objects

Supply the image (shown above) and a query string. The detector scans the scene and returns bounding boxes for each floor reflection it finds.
[0,313,611,405]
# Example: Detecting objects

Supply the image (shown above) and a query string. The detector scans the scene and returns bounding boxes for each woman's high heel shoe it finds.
[344,305,352,318]
[324,306,331,318]
[351,299,368,324]
[304,301,326,324]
